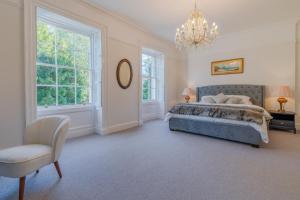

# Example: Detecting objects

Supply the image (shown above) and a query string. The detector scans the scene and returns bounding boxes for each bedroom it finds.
[1,0,300,199]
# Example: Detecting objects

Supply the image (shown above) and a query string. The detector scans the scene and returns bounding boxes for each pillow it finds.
[242,99,253,105]
[226,95,253,105]
[212,93,228,104]
[201,96,216,104]
[225,97,242,104]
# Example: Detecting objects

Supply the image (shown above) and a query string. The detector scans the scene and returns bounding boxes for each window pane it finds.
[57,28,74,67]
[36,65,56,85]
[37,43,56,64]
[151,78,156,100]
[77,87,90,104]
[58,68,75,85]
[151,78,156,89]
[37,21,55,64]
[75,50,90,69]
[74,34,90,52]
[77,69,90,86]
[142,54,154,77]
[58,86,75,105]
[36,17,94,108]
[151,61,156,78]
[142,79,150,101]
[37,86,56,106]
[151,88,156,100]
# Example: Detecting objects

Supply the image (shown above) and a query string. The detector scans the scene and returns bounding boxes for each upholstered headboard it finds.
[196,84,265,107]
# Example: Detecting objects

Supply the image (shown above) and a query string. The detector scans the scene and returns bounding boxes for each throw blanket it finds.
[169,103,269,125]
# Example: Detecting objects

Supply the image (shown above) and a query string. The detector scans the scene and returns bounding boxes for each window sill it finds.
[38,104,94,115]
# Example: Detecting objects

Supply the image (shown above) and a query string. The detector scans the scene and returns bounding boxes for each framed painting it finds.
[211,58,244,75]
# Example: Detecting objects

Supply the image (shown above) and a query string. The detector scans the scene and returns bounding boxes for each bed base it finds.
[169,117,262,148]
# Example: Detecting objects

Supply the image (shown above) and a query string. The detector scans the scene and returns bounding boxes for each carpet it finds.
[1,120,300,200]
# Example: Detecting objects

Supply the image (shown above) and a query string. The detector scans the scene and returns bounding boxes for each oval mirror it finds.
[116,59,133,89]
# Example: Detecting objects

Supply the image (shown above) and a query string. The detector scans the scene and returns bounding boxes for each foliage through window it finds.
[36,19,92,107]
[142,53,157,101]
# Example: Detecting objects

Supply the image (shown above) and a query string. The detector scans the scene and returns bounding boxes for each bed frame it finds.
[169,84,265,147]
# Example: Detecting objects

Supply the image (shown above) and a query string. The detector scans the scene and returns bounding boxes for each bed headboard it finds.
[196,84,265,107]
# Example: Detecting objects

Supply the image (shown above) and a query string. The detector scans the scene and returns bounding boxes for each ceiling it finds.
[88,0,300,41]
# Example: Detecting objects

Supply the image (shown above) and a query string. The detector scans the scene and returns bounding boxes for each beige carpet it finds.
[1,120,300,200]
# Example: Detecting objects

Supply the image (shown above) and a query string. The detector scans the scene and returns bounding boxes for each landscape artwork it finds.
[211,58,244,75]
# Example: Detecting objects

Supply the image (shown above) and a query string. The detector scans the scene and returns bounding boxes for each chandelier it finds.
[175,0,219,49]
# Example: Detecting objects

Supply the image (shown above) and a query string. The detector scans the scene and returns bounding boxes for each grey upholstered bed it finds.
[169,84,265,147]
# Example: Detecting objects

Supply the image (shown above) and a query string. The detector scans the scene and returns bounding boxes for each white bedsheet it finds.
[165,103,272,143]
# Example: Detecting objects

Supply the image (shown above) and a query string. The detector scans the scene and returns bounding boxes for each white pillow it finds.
[225,97,242,104]
[212,93,228,104]
[200,96,216,104]
[226,95,253,105]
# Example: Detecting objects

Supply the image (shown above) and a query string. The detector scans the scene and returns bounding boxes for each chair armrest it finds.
[51,118,70,161]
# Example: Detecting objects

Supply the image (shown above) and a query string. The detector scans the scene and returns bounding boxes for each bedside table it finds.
[268,110,296,134]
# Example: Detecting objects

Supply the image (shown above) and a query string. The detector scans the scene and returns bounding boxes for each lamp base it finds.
[185,96,190,103]
[277,97,288,112]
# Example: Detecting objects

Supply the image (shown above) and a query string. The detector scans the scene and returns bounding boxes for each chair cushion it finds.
[0,145,52,178]
[0,145,52,164]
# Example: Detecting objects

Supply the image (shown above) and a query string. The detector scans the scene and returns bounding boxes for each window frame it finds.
[141,52,159,103]
[36,15,96,110]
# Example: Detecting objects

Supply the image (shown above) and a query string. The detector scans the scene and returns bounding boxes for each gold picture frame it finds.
[211,58,244,75]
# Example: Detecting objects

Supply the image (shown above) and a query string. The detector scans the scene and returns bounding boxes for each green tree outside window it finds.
[36,19,91,107]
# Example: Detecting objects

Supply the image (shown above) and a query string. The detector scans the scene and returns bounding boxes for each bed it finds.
[167,85,270,147]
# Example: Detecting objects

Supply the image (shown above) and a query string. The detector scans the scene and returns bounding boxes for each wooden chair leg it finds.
[19,176,26,200]
[54,161,62,178]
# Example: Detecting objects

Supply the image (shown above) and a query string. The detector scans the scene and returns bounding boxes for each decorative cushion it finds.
[201,96,216,104]
[212,93,228,104]
[225,97,242,104]
[226,95,253,105]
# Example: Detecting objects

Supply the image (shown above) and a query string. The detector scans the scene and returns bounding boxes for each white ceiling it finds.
[88,0,300,41]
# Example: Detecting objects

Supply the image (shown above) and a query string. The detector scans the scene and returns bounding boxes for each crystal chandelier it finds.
[175,0,219,49]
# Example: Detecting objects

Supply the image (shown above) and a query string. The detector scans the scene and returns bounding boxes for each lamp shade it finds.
[270,85,291,97]
[182,88,193,96]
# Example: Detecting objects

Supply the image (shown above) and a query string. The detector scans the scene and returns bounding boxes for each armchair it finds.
[0,115,70,200]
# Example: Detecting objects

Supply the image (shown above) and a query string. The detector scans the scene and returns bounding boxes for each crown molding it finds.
[78,0,177,49]
[0,0,23,8]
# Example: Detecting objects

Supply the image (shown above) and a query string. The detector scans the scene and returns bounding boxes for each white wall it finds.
[187,20,296,113]
[38,107,97,139]
[104,37,140,132]
[0,0,186,149]
[0,1,25,149]
[296,22,300,128]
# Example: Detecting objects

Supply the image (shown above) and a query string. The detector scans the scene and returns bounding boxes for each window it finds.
[142,53,157,101]
[36,19,92,107]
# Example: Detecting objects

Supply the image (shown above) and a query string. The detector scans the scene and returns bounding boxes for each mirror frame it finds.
[116,59,133,89]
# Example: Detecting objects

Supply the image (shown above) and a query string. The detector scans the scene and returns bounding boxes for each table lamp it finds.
[182,88,193,103]
[271,85,291,112]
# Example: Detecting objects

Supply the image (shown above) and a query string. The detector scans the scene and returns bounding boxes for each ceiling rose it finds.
[175,0,219,50]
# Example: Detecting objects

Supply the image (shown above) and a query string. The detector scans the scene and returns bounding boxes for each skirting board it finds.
[101,121,139,135]
[67,125,95,139]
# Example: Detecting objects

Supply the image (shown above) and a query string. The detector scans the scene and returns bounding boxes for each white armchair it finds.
[0,115,70,200]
